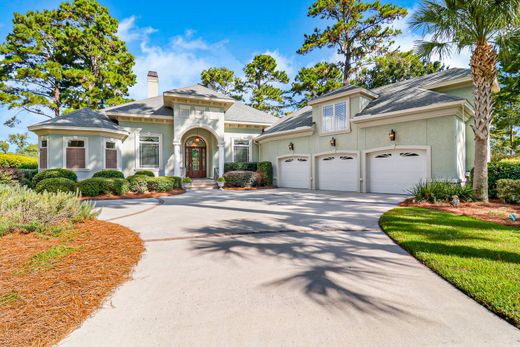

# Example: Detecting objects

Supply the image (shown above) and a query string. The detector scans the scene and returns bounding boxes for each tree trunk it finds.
[510,126,514,156]
[470,42,497,202]
[53,83,60,118]
[343,53,351,86]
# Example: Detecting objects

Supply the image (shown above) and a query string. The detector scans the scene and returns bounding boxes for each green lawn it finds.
[380,207,520,328]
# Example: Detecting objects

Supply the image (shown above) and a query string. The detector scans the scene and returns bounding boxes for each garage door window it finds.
[322,101,349,132]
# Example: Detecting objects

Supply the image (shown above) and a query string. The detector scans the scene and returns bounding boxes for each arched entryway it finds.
[184,136,207,178]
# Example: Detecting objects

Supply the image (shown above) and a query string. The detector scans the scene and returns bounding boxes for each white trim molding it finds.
[231,137,252,163]
[136,132,163,172]
[255,126,314,143]
[103,138,122,170]
[28,125,128,137]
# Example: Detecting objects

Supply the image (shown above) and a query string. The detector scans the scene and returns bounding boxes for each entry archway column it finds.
[173,140,181,177]
[218,142,225,178]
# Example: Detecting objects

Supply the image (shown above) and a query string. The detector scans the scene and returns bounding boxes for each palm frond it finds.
[414,40,453,61]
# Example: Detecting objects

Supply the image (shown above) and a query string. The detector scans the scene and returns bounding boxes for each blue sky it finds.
[0,0,470,146]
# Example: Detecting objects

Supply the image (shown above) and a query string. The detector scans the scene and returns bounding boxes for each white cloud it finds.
[117,16,157,44]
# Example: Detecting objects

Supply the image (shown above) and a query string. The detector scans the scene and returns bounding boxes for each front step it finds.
[190,178,217,190]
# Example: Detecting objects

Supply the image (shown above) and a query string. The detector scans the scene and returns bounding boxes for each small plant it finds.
[33,168,77,185]
[24,245,80,271]
[92,169,124,179]
[134,170,155,177]
[182,177,192,184]
[496,179,520,204]
[0,291,18,306]
[35,178,77,194]
[217,176,225,183]
[408,180,475,203]
[127,175,150,193]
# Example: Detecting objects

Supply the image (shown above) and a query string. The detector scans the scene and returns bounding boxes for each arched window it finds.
[185,136,206,147]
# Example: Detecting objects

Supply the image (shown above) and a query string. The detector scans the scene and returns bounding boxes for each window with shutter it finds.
[105,141,117,169]
[66,139,86,169]
[39,138,47,169]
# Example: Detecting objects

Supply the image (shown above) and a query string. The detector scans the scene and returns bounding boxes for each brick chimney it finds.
[147,71,159,98]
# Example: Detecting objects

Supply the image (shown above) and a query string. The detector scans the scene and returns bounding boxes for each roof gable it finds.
[29,108,126,133]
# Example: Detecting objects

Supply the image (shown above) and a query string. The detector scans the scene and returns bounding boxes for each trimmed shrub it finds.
[409,180,475,203]
[76,177,130,196]
[257,161,273,186]
[134,170,155,177]
[93,169,125,179]
[0,153,38,169]
[496,179,520,204]
[471,160,520,198]
[224,162,258,173]
[146,177,176,192]
[223,170,261,188]
[19,169,38,182]
[109,178,130,195]
[35,178,77,194]
[127,175,150,193]
[33,168,77,185]
[0,184,97,235]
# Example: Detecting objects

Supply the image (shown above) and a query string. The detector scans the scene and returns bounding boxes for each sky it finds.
[0,0,472,146]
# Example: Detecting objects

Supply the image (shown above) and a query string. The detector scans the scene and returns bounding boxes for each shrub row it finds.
[76,178,130,196]
[224,162,258,172]
[223,170,262,188]
[93,169,125,179]
[0,153,38,169]
[223,161,273,186]
[408,180,475,203]
[496,179,520,204]
[126,175,181,193]
[33,168,78,185]
[471,160,520,198]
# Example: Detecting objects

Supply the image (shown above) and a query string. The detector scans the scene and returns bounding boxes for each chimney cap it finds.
[147,71,158,78]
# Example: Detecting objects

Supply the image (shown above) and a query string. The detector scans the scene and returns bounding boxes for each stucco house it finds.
[29,68,476,194]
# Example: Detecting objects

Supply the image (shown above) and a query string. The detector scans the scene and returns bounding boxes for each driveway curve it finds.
[61,189,520,346]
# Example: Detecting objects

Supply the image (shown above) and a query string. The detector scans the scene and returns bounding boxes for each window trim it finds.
[136,132,162,171]
[232,137,252,163]
[103,138,121,170]
[320,99,351,135]
[63,136,89,171]
[38,136,48,170]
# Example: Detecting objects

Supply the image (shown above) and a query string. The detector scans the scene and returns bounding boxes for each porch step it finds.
[190,179,217,190]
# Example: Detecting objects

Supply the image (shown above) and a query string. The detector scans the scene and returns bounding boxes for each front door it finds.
[185,137,207,178]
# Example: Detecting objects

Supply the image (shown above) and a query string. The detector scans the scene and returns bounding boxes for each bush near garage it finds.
[76,178,129,197]
[471,160,520,198]
[496,179,520,204]
[223,170,261,188]
[35,178,77,194]
[224,162,258,173]
[92,169,125,179]
[0,153,38,169]
[134,170,155,177]
[33,168,78,185]
[408,180,475,203]
[257,161,273,186]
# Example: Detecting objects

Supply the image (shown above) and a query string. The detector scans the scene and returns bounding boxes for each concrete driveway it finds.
[61,189,520,346]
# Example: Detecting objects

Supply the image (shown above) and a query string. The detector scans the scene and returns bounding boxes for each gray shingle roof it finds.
[225,102,279,124]
[165,84,235,101]
[29,108,127,133]
[309,85,361,103]
[262,106,313,135]
[357,68,471,117]
[104,96,172,117]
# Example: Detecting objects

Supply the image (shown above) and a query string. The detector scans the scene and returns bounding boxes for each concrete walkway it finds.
[62,189,520,346]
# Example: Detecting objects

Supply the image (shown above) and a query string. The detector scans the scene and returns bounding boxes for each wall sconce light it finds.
[388,129,396,141]
[330,137,336,147]
[288,142,294,151]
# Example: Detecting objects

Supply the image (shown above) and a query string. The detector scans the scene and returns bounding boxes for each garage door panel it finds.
[368,149,427,194]
[278,156,310,189]
[317,154,358,191]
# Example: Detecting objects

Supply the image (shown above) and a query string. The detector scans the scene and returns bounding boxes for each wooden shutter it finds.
[39,148,47,169]
[105,149,117,169]
[66,148,85,169]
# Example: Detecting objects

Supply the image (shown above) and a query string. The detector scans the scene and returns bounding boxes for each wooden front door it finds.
[185,137,207,178]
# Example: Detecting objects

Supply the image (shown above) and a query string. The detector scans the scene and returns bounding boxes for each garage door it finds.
[367,149,428,194]
[317,154,358,191]
[278,156,310,189]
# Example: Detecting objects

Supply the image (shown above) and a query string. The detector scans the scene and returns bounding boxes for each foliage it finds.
[200,67,244,100]
[0,168,23,185]
[76,177,129,196]
[224,162,258,172]
[134,170,155,177]
[7,133,37,157]
[496,179,520,204]
[0,141,9,154]
[410,0,520,201]
[243,54,289,115]
[182,177,192,184]
[33,168,77,185]
[409,180,475,203]
[298,0,407,84]
[0,184,97,235]
[223,170,261,188]
[355,50,444,89]
[257,161,273,186]
[0,153,38,169]
[291,62,343,108]
[380,207,520,328]
[146,176,181,192]
[126,175,150,193]
[26,245,80,271]
[217,176,225,183]
[35,178,77,194]
[92,169,124,179]
[0,0,136,122]
[483,161,520,199]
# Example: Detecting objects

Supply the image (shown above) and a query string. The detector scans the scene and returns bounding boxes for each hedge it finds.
[134,170,155,177]
[257,161,273,186]
[127,175,150,193]
[33,168,77,185]
[76,177,130,196]
[224,162,258,173]
[146,176,182,192]
[93,169,125,179]
[496,179,520,204]
[35,178,77,194]
[0,153,38,169]
[485,161,520,198]
[223,170,261,188]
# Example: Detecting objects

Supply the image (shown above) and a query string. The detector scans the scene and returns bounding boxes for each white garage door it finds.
[278,156,310,189]
[367,149,428,194]
[317,154,358,191]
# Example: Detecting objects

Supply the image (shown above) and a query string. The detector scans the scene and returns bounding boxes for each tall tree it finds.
[411,0,520,201]
[0,0,136,123]
[243,54,289,115]
[0,141,9,154]
[297,0,407,85]
[355,50,444,89]
[200,67,244,100]
[7,133,30,154]
[291,62,343,108]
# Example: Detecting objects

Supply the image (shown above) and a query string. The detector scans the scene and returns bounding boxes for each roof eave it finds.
[28,125,129,137]
[308,88,378,106]
[255,125,314,142]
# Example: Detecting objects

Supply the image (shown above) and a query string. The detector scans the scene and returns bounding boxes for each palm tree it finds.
[410,0,520,201]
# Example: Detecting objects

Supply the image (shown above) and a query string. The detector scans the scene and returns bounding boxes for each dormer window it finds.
[322,100,349,132]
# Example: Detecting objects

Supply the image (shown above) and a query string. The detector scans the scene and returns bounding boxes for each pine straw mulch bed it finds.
[400,199,520,228]
[81,188,185,201]
[0,220,144,346]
